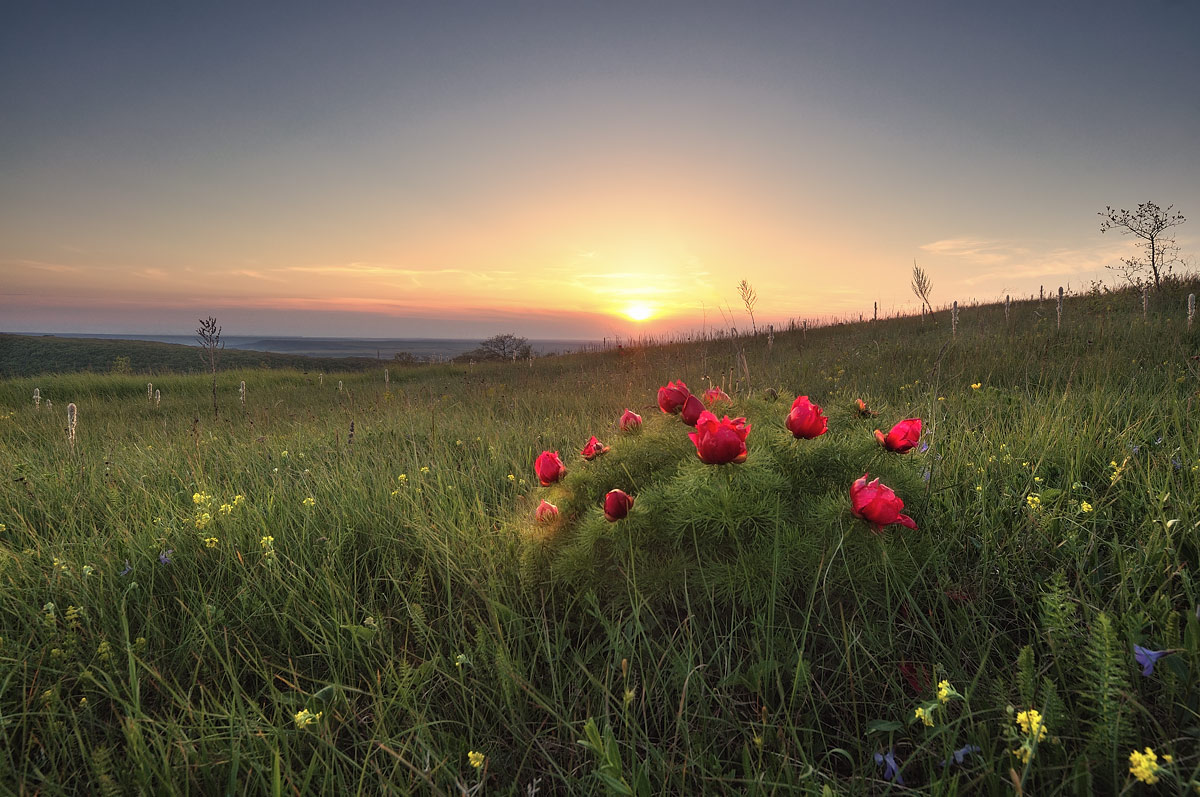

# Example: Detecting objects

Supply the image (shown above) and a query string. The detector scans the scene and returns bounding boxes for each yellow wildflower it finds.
[1016,709,1047,742]
[1129,747,1162,785]
[302,497,315,507]
[294,708,322,728]
[970,382,982,390]
[937,680,952,704]
[280,450,289,458]
[1080,501,1093,513]
[467,750,485,769]
[1026,495,1041,510]
[915,707,934,726]
[397,473,407,482]
[218,503,233,515]
[421,466,430,473]
[192,492,212,505]
[194,512,212,529]
[204,537,219,548]
[260,536,274,547]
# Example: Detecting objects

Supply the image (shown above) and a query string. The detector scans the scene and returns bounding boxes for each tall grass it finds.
[1,282,1198,794]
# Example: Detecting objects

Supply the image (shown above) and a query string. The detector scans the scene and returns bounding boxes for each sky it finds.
[2,0,1198,340]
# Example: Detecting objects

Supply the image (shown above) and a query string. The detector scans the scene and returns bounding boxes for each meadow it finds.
[1,282,1199,795]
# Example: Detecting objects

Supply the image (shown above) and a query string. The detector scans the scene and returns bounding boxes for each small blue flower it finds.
[921,468,931,483]
[1172,456,1181,471]
[119,559,133,576]
[1131,445,1141,454]
[158,549,173,566]
[874,750,903,784]
[1155,435,1163,445]
[941,744,981,767]
[1133,644,1170,676]
[918,441,930,454]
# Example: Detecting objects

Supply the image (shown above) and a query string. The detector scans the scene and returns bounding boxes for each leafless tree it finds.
[196,316,223,418]
[1099,202,1186,290]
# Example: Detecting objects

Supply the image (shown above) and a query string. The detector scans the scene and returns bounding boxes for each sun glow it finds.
[623,303,655,322]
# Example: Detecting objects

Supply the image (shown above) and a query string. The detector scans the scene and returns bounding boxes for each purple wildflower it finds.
[1133,644,1170,676]
[918,441,930,454]
[941,744,981,767]
[874,750,903,784]
[119,559,133,576]
[158,549,173,566]
[1172,456,1181,471]
[921,468,931,483]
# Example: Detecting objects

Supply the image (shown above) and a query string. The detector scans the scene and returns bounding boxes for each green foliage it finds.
[1,280,1199,793]
[1083,612,1133,783]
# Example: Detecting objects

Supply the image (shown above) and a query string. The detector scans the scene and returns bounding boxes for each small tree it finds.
[911,261,935,319]
[196,316,222,418]
[1099,202,1186,290]
[478,333,531,361]
[736,279,758,334]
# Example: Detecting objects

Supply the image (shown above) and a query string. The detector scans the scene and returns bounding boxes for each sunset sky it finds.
[2,1,1198,340]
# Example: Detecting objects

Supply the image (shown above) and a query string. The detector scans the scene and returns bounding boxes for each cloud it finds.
[2,258,85,273]
[919,238,1019,266]
[919,236,1140,288]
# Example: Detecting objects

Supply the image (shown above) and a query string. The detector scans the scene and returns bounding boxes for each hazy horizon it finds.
[3,1,1197,338]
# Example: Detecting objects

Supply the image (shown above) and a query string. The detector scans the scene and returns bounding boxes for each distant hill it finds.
[0,333,389,378]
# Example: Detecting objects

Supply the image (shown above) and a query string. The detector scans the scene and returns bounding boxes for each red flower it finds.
[785,395,828,439]
[688,411,750,464]
[581,436,610,460]
[534,451,566,486]
[603,489,634,522]
[874,418,922,454]
[657,380,690,414]
[703,386,731,405]
[680,394,705,426]
[850,473,917,532]
[534,500,559,523]
[618,409,643,432]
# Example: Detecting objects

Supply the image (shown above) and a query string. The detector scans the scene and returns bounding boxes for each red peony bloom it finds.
[703,386,731,405]
[581,436,610,460]
[534,450,566,486]
[786,395,828,439]
[874,418,922,454]
[657,380,690,414]
[603,489,634,522]
[850,473,917,533]
[688,411,751,464]
[534,499,559,523]
[618,409,643,432]
[680,394,705,426]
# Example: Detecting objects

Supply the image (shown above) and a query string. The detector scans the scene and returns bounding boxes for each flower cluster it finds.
[531,379,924,535]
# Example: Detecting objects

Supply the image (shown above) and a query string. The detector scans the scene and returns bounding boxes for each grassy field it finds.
[2,283,1199,795]
[0,333,386,378]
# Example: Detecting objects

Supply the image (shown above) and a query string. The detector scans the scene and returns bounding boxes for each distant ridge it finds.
[9,332,594,360]
[0,333,388,378]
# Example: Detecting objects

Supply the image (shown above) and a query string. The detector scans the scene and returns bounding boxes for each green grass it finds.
[1,283,1199,794]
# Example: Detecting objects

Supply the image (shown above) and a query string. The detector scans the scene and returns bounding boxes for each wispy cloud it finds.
[919,238,1022,266]
[3,258,85,273]
[919,236,1139,287]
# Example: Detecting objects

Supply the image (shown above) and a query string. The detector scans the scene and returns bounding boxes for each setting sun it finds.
[623,303,655,322]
